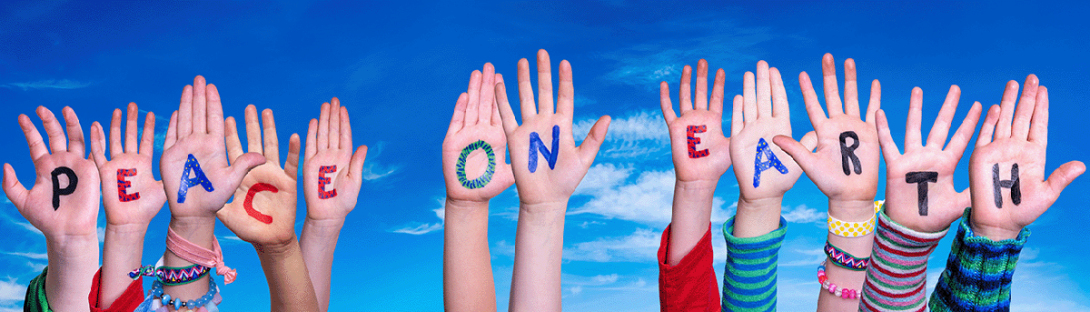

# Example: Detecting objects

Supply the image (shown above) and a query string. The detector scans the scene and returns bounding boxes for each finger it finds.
[536,49,555,115]
[799,72,827,128]
[346,145,368,184]
[125,102,139,153]
[843,58,861,117]
[1011,74,1039,140]
[328,97,341,149]
[491,75,503,127]
[465,70,482,127]
[927,85,962,149]
[227,153,267,187]
[576,116,611,165]
[772,135,817,174]
[517,58,536,123]
[1046,161,1086,203]
[876,109,902,160]
[285,133,301,178]
[659,82,677,124]
[62,107,86,156]
[305,118,318,159]
[1028,86,1049,146]
[139,111,156,156]
[37,106,67,153]
[756,61,772,118]
[178,84,193,138]
[17,115,47,160]
[192,76,208,135]
[800,131,819,153]
[742,71,756,123]
[89,122,107,167]
[262,108,281,166]
[317,102,330,151]
[821,53,844,116]
[207,83,225,137]
[340,107,353,150]
[224,117,245,163]
[906,87,924,149]
[994,80,1019,141]
[770,67,788,118]
[164,111,178,150]
[496,83,518,136]
[865,80,882,125]
[694,59,709,111]
[447,92,468,136]
[679,65,693,113]
[109,108,123,158]
[480,63,497,125]
[244,105,263,155]
[945,101,983,158]
[557,60,574,118]
[2,164,29,211]
[976,104,1001,147]
[711,68,726,114]
[730,95,743,136]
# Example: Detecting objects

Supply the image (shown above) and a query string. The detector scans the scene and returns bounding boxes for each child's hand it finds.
[443,63,514,203]
[731,61,813,202]
[496,49,610,207]
[89,102,165,228]
[660,59,731,186]
[219,105,302,251]
[968,75,1084,240]
[301,98,367,223]
[877,86,981,232]
[161,76,265,217]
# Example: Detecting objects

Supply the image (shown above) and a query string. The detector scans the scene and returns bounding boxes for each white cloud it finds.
[781,205,824,224]
[220,235,246,244]
[97,226,105,243]
[570,165,732,226]
[24,262,45,272]
[2,251,46,260]
[361,141,399,181]
[578,220,605,229]
[11,222,41,236]
[391,223,443,235]
[573,111,668,159]
[2,79,90,90]
[0,278,26,308]
[563,229,660,262]
[779,248,825,267]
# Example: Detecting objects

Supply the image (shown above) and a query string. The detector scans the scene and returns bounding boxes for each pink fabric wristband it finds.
[166,227,237,284]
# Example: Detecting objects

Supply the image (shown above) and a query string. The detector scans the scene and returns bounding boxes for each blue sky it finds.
[1,1,1088,311]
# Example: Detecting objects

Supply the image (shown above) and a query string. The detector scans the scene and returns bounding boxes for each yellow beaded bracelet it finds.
[827,200,883,238]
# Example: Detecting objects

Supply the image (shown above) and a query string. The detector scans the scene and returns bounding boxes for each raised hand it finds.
[444,63,515,203]
[968,75,1084,240]
[877,86,982,232]
[301,98,367,223]
[3,106,100,312]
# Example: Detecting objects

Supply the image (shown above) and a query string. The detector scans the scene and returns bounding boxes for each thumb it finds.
[227,152,266,187]
[576,115,611,166]
[772,134,817,174]
[344,145,369,186]
[215,203,244,235]
[2,163,28,212]
[1047,160,1086,203]
[956,187,971,211]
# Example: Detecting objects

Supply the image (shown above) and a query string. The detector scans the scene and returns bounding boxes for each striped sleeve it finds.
[722,216,787,312]
[860,211,948,312]
[929,208,1029,312]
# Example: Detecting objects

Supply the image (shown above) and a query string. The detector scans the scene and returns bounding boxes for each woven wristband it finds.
[827,200,883,237]
[166,227,237,284]
[824,241,871,271]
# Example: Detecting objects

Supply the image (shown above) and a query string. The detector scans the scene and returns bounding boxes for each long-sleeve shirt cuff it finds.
[88,267,146,312]
[722,216,787,312]
[860,210,949,312]
[658,223,721,312]
[929,207,1029,312]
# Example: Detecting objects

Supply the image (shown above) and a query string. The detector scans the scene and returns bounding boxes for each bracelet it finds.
[818,260,860,299]
[827,200,883,237]
[824,241,870,271]
[167,227,237,284]
[137,274,222,312]
[129,264,210,286]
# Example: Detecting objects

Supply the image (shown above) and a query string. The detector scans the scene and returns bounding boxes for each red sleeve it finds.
[89,267,146,312]
[658,223,720,312]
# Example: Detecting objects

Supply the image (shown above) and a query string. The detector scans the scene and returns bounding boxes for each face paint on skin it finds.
[456,140,496,189]
[528,125,559,173]
[839,131,862,175]
[992,163,1021,208]
[177,154,214,204]
[50,167,78,210]
[686,125,709,158]
[318,165,337,199]
[906,171,938,216]
[243,182,277,224]
[753,138,789,188]
[117,168,140,202]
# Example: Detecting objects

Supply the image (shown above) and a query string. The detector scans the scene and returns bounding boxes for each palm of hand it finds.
[223,162,297,245]
[443,123,515,202]
[731,118,800,200]
[809,116,880,201]
[100,154,165,226]
[969,139,1048,233]
[303,150,355,221]
[508,117,587,205]
[885,148,964,232]
[20,153,100,237]
[161,134,237,217]
[671,111,730,183]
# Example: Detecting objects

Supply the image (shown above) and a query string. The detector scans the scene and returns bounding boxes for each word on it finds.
[687,125,709,158]
[905,171,937,216]
[117,168,140,202]
[244,183,277,224]
[839,131,862,175]
[50,167,78,210]
[178,154,214,204]
[456,140,496,189]
[993,163,1021,208]
[318,165,338,199]
[528,125,560,173]
[753,138,789,188]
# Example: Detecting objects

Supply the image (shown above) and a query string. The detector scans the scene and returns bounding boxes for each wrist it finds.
[168,216,217,249]
[255,235,301,257]
[46,233,99,256]
[969,221,1022,241]
[828,198,875,222]
[519,200,568,215]
[734,196,783,238]
[445,197,490,213]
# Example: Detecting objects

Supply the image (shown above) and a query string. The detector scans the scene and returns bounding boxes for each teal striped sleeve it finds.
[722,216,787,312]
[929,208,1029,312]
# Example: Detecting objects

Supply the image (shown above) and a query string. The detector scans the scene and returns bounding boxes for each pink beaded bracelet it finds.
[817,260,860,300]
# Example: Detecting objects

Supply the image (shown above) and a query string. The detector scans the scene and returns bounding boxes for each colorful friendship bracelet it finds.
[129,264,211,286]
[818,260,860,300]
[827,200,883,237]
[135,273,222,312]
[824,241,871,271]
[166,227,237,284]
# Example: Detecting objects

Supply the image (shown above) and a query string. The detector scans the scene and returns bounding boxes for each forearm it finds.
[162,215,216,302]
[99,223,148,308]
[442,199,496,312]
[300,216,344,312]
[257,238,320,312]
[817,199,875,311]
[930,208,1027,312]
[667,180,716,265]
[45,234,99,312]
[860,210,947,312]
[509,201,567,312]
[733,196,783,238]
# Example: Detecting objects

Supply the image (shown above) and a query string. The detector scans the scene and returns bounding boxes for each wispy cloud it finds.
[570,164,732,226]
[781,204,824,223]
[2,251,46,260]
[219,235,246,244]
[0,278,26,304]
[1,79,90,90]
[563,229,659,262]
[390,198,444,235]
[573,110,668,159]
[361,141,399,181]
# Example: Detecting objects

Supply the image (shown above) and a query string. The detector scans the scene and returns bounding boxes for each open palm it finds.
[90,102,165,227]
[443,63,515,202]
[302,98,367,222]
[659,59,731,184]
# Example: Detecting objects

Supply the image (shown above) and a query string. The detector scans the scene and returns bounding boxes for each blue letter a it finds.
[178,154,215,203]
[528,125,560,173]
[753,138,789,188]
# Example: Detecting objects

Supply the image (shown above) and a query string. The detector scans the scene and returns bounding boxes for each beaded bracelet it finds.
[824,241,870,271]
[818,260,860,300]
[827,200,883,237]
[145,274,222,312]
[130,264,211,286]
